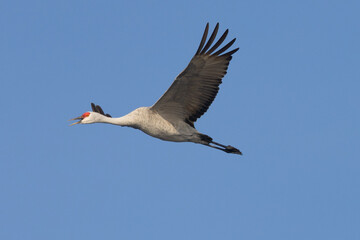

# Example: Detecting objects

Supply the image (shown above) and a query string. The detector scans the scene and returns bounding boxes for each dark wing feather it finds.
[151,23,239,127]
[91,103,112,117]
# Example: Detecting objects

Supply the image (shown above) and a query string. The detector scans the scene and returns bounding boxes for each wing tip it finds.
[90,102,112,118]
[195,23,238,57]
[195,23,209,55]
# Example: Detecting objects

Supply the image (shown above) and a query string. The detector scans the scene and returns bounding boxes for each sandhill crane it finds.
[70,23,242,155]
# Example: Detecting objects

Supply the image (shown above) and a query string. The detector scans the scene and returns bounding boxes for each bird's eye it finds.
[82,112,90,118]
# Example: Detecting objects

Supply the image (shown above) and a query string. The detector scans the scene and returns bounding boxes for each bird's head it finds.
[69,112,103,126]
[69,103,112,126]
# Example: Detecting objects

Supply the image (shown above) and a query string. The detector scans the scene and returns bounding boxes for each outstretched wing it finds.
[91,103,112,117]
[151,23,239,127]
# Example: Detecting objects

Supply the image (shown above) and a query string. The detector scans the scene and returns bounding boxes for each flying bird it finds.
[70,23,242,155]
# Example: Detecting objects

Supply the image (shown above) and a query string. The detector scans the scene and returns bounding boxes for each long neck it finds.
[98,114,135,127]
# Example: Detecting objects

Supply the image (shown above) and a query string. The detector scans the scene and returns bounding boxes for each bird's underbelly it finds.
[139,124,193,142]
[136,117,196,142]
[127,107,199,142]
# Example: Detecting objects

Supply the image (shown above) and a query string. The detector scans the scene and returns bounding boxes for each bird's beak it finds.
[68,116,82,126]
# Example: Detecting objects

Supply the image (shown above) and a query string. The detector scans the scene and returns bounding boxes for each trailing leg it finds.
[198,134,242,155]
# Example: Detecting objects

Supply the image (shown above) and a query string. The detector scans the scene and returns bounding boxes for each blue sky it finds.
[1,0,359,239]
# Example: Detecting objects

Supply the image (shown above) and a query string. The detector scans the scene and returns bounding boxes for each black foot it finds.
[224,145,242,155]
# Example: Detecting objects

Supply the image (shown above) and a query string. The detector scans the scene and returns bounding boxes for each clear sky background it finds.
[1,0,359,239]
